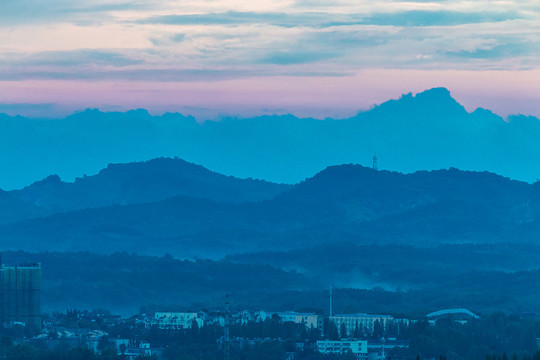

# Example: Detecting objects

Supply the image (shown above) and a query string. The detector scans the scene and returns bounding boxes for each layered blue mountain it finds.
[9,157,291,214]
[4,88,540,315]
[4,157,540,313]
[1,159,540,257]
[1,87,540,190]
[0,189,46,224]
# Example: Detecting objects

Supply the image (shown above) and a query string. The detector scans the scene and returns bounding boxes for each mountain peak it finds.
[23,174,63,189]
[364,87,468,119]
[416,86,451,98]
[66,108,105,121]
[124,108,151,118]
[9,157,292,214]
[410,87,466,114]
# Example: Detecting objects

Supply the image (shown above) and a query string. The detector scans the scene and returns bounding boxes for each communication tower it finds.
[224,295,230,360]
[329,286,333,317]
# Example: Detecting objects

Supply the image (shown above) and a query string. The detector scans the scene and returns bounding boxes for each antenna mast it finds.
[329,286,333,317]
[224,295,230,360]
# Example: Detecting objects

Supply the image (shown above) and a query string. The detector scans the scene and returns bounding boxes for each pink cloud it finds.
[1,69,539,119]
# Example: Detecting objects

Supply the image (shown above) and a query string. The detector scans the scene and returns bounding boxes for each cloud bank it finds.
[0,0,539,118]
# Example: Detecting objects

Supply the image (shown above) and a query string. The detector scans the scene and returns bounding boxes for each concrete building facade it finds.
[330,314,393,336]
[275,312,320,329]
[317,339,368,356]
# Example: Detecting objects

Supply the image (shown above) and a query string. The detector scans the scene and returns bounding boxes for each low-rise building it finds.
[117,340,163,360]
[275,312,320,329]
[367,337,410,358]
[144,312,203,330]
[317,339,368,357]
[330,314,393,336]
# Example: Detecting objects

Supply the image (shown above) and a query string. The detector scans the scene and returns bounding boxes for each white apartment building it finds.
[330,314,394,336]
[275,312,320,329]
[317,339,368,357]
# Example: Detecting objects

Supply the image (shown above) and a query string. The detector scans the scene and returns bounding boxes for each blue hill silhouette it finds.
[2,157,540,314]
[1,87,539,190]
[1,158,539,257]
[9,157,290,214]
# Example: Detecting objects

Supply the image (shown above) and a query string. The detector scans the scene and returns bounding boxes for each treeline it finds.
[398,314,540,360]
[1,251,308,314]
[111,313,540,360]
[5,250,540,319]
[4,312,540,359]
[145,314,540,360]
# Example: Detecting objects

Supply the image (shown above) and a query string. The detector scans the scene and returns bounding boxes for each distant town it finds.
[2,259,540,360]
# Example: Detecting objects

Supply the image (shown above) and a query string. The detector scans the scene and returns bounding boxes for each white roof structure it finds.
[426,308,480,319]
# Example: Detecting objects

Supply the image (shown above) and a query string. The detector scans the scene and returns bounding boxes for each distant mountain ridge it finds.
[1,87,540,189]
[0,189,46,225]
[2,160,540,257]
[8,157,291,215]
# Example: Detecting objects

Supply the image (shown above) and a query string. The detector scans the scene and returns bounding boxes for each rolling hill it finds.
[1,162,539,257]
[6,157,291,218]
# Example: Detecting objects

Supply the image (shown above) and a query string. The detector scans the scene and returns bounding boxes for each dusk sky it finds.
[1,0,540,119]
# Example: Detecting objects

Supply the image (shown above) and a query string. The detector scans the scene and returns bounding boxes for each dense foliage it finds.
[4,248,540,316]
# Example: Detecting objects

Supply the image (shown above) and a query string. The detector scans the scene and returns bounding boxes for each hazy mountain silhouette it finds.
[9,157,291,213]
[1,87,540,190]
[2,162,540,256]
[4,89,540,316]
[277,164,532,222]
[0,189,46,225]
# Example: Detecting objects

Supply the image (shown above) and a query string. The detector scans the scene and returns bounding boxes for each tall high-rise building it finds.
[0,260,42,328]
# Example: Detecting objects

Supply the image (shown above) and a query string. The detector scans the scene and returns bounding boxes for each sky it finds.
[1,0,540,119]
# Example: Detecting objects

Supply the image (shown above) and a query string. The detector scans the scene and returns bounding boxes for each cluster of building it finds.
[141,310,408,333]
[144,311,203,329]
[215,336,409,360]
[0,259,486,360]
[33,326,164,360]
[141,310,322,330]
[316,338,410,359]
[17,307,481,360]
[139,310,412,359]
